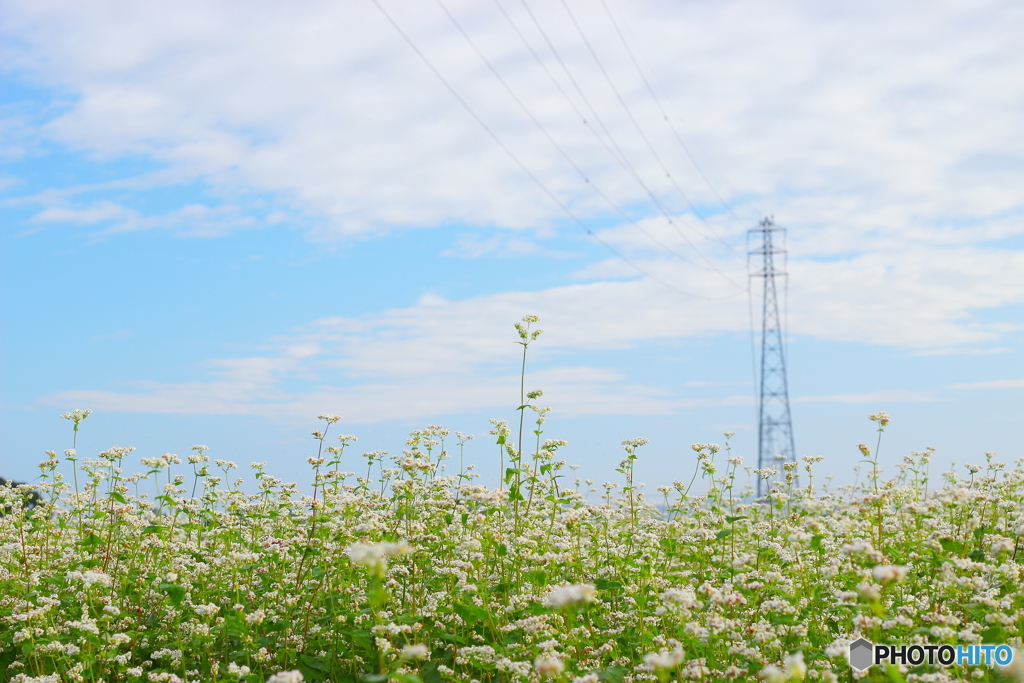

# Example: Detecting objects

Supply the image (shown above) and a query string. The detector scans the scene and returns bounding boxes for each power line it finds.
[596,0,752,241]
[492,0,746,286]
[433,0,710,270]
[367,0,716,300]
[514,0,742,279]
[553,0,745,289]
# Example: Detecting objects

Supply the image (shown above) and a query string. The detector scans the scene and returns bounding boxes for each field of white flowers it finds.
[3,320,1023,683]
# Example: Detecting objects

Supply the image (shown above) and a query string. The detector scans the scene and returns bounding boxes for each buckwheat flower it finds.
[857,583,880,600]
[79,570,113,588]
[573,675,600,683]
[266,671,304,683]
[991,538,1015,553]
[227,662,251,676]
[999,649,1024,681]
[869,412,890,427]
[61,408,93,423]
[543,583,597,608]
[347,541,413,576]
[871,565,907,584]
[400,644,430,661]
[644,644,685,670]
[318,414,341,423]
[784,652,806,681]
[824,638,850,659]
[759,665,786,683]
[126,668,144,678]
[660,587,699,608]
[194,603,219,618]
[534,656,564,677]
[246,609,266,624]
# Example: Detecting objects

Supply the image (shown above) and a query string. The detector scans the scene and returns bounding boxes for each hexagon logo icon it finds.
[849,638,874,671]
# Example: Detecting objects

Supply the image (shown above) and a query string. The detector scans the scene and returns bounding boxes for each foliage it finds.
[2,321,1023,683]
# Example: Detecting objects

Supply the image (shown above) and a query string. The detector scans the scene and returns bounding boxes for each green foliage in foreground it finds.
[2,415,1024,683]
[1,318,1022,683]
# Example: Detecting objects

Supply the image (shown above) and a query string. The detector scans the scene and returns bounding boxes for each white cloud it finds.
[9,0,1024,422]
[792,390,939,405]
[38,264,980,421]
[951,379,1024,390]
[2,0,1021,246]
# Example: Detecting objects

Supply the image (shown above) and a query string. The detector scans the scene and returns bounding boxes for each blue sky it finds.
[2,0,1022,492]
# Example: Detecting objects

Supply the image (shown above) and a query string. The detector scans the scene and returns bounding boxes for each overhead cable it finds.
[598,0,753,241]
[494,0,746,286]
[367,0,723,301]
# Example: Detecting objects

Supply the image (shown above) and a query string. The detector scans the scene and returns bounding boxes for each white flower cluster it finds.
[346,540,413,575]
[266,671,304,683]
[542,583,597,608]
[871,564,908,583]
[66,570,113,588]
[760,651,806,682]
[193,603,219,617]
[400,644,430,660]
[534,655,565,677]
[643,643,685,670]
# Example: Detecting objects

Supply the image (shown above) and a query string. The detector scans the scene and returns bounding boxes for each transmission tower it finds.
[749,216,796,496]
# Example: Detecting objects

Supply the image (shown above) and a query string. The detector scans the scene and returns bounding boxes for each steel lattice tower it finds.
[749,217,796,495]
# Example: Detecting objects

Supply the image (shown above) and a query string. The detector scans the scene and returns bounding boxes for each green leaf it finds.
[980,625,1006,643]
[141,525,163,535]
[810,534,824,550]
[595,578,623,591]
[78,532,101,549]
[884,663,907,683]
[393,675,423,683]
[454,602,488,625]
[352,630,374,651]
[362,675,389,683]
[159,583,185,607]
[598,665,627,683]
[422,660,442,683]
[715,529,733,540]
[938,538,964,555]
[725,515,747,523]
[497,543,508,556]
[299,653,329,678]
[108,492,128,504]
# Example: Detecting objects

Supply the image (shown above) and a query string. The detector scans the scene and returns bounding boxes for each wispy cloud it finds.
[950,379,1024,390]
[2,0,1021,248]
[26,199,265,237]
[792,390,939,405]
